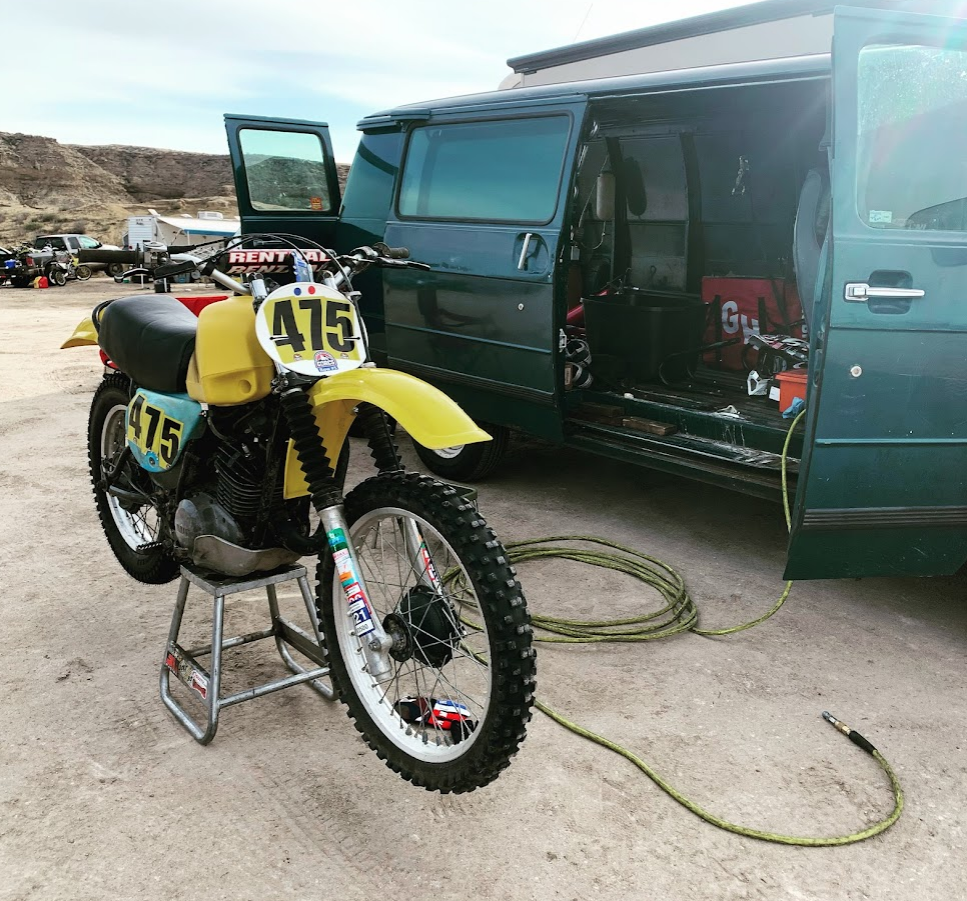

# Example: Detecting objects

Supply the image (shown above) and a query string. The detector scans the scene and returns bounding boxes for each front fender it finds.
[283,368,490,500]
[61,317,97,349]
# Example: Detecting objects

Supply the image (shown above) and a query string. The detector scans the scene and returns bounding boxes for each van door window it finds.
[238,128,334,213]
[858,44,967,231]
[398,116,571,223]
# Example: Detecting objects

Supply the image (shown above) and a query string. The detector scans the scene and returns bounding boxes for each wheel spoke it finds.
[319,476,533,789]
[331,498,495,760]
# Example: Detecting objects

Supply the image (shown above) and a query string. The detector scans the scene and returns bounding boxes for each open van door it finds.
[786,7,967,578]
[224,114,342,244]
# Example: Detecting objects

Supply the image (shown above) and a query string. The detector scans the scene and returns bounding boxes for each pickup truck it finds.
[32,234,124,275]
[0,244,41,287]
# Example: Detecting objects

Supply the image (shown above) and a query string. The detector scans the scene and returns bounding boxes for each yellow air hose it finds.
[505,410,904,845]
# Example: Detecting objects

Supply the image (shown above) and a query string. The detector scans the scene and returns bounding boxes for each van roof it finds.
[505,0,946,75]
[360,53,831,129]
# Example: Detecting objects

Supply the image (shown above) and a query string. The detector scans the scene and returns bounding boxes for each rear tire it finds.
[48,267,67,287]
[318,472,534,793]
[88,374,178,584]
[413,424,509,481]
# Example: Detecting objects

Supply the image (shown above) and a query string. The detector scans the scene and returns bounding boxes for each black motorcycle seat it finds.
[98,295,198,393]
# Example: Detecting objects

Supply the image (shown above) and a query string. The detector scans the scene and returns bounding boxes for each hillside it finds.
[0,131,350,247]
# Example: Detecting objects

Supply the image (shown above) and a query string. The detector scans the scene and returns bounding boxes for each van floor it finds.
[628,369,791,429]
[571,365,795,430]
[564,367,803,497]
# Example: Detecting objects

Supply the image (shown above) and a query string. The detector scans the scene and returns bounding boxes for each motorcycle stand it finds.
[160,563,333,745]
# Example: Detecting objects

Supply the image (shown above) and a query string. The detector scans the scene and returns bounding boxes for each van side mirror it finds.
[595,172,615,220]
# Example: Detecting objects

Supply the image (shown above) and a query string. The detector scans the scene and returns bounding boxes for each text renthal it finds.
[226,249,329,273]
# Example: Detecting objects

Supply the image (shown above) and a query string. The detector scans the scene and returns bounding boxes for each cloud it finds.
[0,0,746,157]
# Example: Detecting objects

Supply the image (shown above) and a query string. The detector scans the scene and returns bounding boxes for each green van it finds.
[224,5,967,580]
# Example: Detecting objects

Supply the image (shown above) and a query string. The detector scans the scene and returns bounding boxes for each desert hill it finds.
[0,131,349,247]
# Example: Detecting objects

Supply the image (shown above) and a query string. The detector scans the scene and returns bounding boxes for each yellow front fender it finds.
[61,317,98,349]
[283,368,490,499]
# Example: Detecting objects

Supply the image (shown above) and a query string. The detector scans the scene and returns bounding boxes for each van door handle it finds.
[517,233,535,271]
[844,283,925,302]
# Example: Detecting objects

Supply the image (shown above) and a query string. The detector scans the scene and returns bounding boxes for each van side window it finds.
[239,128,333,213]
[858,44,967,231]
[398,116,571,223]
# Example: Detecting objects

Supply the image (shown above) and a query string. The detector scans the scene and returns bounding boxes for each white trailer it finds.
[124,209,240,250]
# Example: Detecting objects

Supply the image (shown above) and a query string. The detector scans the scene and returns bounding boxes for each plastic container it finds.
[582,290,706,382]
[775,368,808,409]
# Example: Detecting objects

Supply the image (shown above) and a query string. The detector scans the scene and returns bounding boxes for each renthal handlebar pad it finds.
[214,247,331,275]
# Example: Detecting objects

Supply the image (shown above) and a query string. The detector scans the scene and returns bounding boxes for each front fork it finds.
[319,505,395,679]
[276,368,426,680]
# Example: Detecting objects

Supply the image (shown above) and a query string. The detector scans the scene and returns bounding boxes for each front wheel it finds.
[413,423,509,481]
[88,374,179,583]
[75,264,93,281]
[318,472,535,793]
[107,262,125,278]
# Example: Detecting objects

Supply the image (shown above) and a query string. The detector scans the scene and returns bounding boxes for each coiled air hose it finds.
[506,411,903,845]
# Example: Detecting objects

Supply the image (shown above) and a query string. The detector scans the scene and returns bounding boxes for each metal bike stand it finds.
[160,563,333,745]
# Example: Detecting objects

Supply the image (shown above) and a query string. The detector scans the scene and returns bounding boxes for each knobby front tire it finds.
[318,472,535,793]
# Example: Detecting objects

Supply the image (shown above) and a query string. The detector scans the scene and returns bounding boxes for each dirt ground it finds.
[1,278,965,901]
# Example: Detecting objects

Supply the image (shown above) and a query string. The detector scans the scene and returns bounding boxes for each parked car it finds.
[32,234,123,275]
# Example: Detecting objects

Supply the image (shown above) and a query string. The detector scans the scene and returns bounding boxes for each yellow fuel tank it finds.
[186,296,274,405]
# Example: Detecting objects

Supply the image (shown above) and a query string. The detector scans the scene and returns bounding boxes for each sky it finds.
[0,0,751,162]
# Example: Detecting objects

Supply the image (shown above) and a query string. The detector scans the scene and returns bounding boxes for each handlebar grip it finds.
[373,242,410,260]
[153,260,197,280]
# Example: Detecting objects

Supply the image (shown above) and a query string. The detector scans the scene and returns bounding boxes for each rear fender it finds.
[283,368,490,500]
[61,317,97,348]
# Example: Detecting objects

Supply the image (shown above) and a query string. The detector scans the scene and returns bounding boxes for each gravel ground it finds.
[1,278,965,901]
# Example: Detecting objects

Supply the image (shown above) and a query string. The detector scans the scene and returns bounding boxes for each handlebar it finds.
[107,240,428,297]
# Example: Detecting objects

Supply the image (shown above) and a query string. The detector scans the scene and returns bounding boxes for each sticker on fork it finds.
[328,528,376,636]
[417,539,442,590]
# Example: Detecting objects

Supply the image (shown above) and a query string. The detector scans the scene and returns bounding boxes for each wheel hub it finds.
[384,584,459,668]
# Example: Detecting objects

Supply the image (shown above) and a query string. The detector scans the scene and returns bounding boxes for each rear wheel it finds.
[88,375,178,583]
[48,267,67,287]
[413,424,509,481]
[318,472,534,793]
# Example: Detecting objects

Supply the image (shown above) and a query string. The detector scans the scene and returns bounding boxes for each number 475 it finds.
[272,298,355,354]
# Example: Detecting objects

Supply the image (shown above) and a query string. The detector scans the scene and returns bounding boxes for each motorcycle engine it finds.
[174,443,275,549]
[174,493,242,550]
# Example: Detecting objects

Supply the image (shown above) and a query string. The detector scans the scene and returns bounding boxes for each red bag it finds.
[701,277,804,371]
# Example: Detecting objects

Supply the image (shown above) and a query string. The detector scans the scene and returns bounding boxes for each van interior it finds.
[563,78,829,492]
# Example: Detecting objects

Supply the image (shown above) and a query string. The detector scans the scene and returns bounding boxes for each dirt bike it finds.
[62,236,535,792]
[44,251,71,286]
[67,255,93,281]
